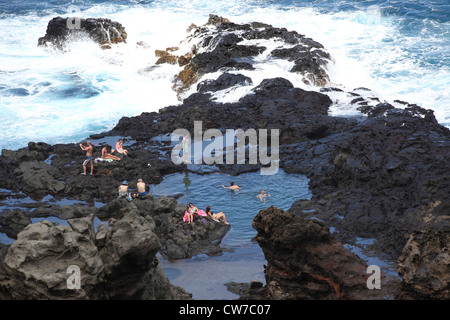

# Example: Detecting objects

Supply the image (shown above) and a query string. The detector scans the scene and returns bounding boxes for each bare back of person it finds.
[137,181,146,193]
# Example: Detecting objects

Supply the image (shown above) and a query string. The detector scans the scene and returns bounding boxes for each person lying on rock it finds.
[102,145,121,161]
[205,206,229,225]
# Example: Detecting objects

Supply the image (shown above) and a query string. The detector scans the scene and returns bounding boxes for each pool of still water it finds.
[150,169,312,300]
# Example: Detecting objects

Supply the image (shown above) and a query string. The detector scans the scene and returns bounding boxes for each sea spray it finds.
[1,0,448,151]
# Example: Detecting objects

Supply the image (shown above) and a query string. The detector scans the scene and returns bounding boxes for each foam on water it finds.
[0,0,448,151]
[0,5,191,150]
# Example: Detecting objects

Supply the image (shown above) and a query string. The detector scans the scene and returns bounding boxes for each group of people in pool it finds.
[222,181,271,202]
[185,182,272,225]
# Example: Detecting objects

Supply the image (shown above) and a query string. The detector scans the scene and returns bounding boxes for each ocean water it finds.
[0,0,449,151]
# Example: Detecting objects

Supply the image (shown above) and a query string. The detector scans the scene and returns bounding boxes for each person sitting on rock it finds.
[186,202,197,224]
[118,181,128,197]
[115,139,128,156]
[102,145,121,161]
[205,206,229,225]
[137,178,148,197]
[183,203,208,224]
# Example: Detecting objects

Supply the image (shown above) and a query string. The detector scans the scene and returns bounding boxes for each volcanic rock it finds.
[38,16,127,49]
[0,208,191,299]
[252,206,398,299]
[170,16,330,94]
[97,196,231,259]
[396,227,450,299]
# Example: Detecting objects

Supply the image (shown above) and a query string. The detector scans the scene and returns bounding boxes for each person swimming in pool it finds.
[205,206,229,225]
[256,189,271,202]
[221,181,241,191]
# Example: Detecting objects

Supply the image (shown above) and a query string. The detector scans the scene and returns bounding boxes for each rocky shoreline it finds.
[0,15,448,300]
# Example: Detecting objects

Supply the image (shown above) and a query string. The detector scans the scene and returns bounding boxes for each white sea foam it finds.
[0,1,448,150]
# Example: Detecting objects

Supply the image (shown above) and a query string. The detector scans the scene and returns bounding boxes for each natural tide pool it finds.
[150,169,312,299]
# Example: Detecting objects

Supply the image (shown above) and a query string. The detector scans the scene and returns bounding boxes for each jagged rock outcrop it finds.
[154,15,331,95]
[252,206,398,299]
[287,105,450,259]
[38,16,127,49]
[396,228,450,300]
[0,210,31,240]
[97,196,231,259]
[0,204,191,299]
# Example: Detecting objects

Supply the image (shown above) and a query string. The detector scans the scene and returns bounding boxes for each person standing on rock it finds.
[80,141,94,176]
